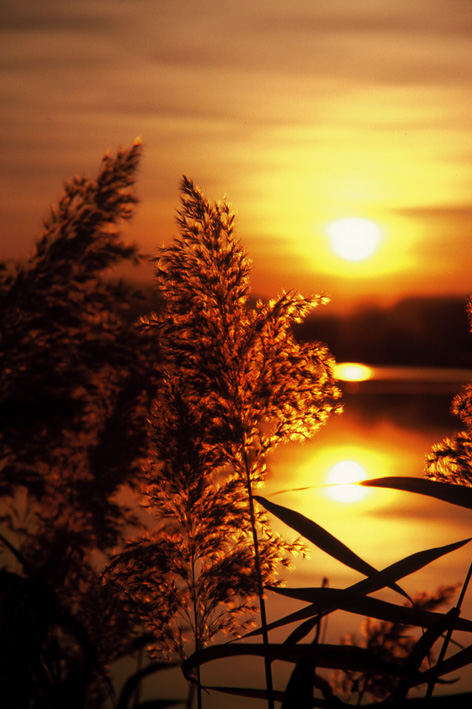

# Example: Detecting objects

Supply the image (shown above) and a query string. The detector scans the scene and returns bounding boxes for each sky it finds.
[1,0,472,309]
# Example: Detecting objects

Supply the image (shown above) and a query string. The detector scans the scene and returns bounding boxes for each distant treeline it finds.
[127,286,472,368]
[294,295,472,368]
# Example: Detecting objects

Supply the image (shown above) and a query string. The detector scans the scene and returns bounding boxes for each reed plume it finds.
[109,177,340,707]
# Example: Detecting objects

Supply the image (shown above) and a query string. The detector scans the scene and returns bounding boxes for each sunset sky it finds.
[2,0,472,309]
[4,5,472,705]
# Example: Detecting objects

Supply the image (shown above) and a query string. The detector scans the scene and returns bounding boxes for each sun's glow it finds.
[326,217,382,262]
[325,460,369,503]
[335,362,373,382]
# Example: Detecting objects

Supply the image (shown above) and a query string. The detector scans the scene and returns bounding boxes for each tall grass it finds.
[107,176,341,707]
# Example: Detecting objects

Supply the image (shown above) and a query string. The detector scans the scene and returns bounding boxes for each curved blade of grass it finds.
[198,685,472,707]
[365,692,472,707]
[417,645,472,684]
[282,658,314,709]
[277,589,341,646]
[202,686,334,707]
[426,562,472,700]
[348,536,471,599]
[182,642,412,679]
[202,687,287,702]
[255,495,407,599]
[134,702,184,709]
[284,615,322,645]
[269,586,472,632]
[244,603,321,638]
[361,477,472,510]
[116,663,177,709]
[394,609,458,701]
[246,537,470,639]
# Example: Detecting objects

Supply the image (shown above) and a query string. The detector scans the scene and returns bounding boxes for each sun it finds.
[325,460,369,503]
[335,362,373,382]
[326,217,382,262]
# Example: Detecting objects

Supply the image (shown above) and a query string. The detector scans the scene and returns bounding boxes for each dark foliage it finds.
[0,142,160,706]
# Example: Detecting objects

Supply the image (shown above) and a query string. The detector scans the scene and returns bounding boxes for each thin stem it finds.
[242,446,274,709]
[425,561,472,700]
[0,532,31,573]
[190,547,203,709]
[132,647,143,709]
[186,681,195,709]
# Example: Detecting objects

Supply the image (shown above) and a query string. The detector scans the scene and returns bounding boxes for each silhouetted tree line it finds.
[295,296,472,368]
[128,289,472,369]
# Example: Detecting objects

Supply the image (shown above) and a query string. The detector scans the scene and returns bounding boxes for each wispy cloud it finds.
[0,0,122,34]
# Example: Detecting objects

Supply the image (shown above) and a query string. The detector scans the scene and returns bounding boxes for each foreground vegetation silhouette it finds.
[0,141,160,707]
[106,175,341,709]
[2,143,472,708]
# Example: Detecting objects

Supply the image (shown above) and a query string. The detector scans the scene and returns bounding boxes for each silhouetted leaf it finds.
[361,477,472,510]
[116,662,177,709]
[283,615,322,645]
[269,586,472,632]
[203,686,287,702]
[247,537,470,638]
[203,684,335,707]
[341,536,470,600]
[282,658,314,709]
[244,603,322,638]
[425,562,472,699]
[364,692,472,707]
[394,608,458,700]
[419,645,472,683]
[182,642,412,679]
[134,702,183,709]
[255,495,406,598]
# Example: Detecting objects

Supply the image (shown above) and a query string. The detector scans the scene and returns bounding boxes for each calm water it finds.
[127,365,472,706]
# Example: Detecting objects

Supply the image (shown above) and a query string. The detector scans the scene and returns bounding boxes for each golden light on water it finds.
[324,460,369,504]
[326,217,382,262]
[335,362,373,382]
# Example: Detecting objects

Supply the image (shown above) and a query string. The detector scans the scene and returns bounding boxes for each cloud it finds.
[139,2,472,91]
[395,204,472,236]
[251,1,472,39]
[0,0,121,33]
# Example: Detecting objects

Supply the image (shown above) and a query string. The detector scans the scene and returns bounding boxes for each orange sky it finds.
[1,0,472,309]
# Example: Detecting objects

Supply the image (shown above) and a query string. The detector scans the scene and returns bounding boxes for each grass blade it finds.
[116,663,178,709]
[361,477,472,510]
[394,608,458,701]
[281,658,314,709]
[283,615,322,645]
[193,684,472,707]
[134,702,184,709]
[349,537,471,599]
[270,586,472,632]
[202,686,333,707]
[426,562,472,700]
[255,496,406,598]
[247,537,470,639]
[417,645,472,683]
[182,642,412,678]
[365,693,472,707]
[202,686,285,701]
